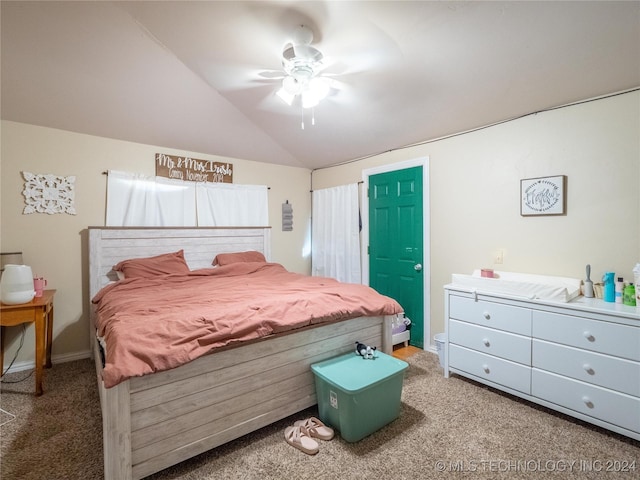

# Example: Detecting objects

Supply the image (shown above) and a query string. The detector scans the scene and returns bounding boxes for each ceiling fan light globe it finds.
[276,87,295,106]
[301,91,321,109]
[282,76,303,95]
[309,77,330,101]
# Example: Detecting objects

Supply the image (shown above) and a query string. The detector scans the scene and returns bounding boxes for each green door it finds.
[369,166,424,348]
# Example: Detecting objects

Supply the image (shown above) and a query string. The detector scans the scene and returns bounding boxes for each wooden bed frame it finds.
[88,227,393,479]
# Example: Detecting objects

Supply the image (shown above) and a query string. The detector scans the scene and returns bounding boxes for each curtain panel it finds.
[311,183,361,283]
[106,170,196,226]
[196,183,268,226]
[106,170,268,227]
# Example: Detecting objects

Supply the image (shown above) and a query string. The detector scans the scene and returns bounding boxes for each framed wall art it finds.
[520,175,566,216]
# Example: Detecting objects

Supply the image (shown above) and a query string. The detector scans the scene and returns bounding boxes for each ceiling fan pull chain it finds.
[312,107,316,126]
[301,104,305,130]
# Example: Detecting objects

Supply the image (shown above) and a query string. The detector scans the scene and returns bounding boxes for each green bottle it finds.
[623,283,636,306]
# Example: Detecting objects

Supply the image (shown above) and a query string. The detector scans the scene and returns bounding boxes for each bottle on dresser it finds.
[623,283,636,306]
[615,277,624,304]
[603,272,615,302]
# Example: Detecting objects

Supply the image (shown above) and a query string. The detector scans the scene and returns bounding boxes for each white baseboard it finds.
[424,344,437,355]
[2,350,92,375]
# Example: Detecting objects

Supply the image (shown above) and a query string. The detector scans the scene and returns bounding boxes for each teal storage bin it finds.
[311,351,408,442]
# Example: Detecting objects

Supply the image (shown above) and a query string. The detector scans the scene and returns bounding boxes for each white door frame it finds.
[361,157,431,351]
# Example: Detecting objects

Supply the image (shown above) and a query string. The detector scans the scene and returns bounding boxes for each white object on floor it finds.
[434,333,446,368]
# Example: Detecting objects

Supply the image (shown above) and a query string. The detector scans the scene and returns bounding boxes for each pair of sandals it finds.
[284,417,335,455]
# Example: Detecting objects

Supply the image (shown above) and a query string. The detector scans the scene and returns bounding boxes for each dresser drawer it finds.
[532,369,640,434]
[533,311,640,361]
[449,344,531,394]
[532,340,640,397]
[449,295,531,335]
[449,319,531,365]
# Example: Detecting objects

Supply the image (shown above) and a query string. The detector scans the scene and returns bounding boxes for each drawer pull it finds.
[583,331,595,342]
[583,364,595,375]
[482,364,490,374]
[483,311,491,320]
[582,396,594,409]
[482,338,491,347]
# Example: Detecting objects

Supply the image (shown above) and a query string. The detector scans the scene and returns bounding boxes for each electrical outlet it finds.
[494,249,504,264]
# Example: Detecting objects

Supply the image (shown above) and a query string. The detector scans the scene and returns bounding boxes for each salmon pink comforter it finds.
[92,262,402,388]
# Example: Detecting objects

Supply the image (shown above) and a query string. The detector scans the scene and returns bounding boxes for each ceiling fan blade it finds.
[258,70,286,80]
[315,57,349,76]
[202,63,285,92]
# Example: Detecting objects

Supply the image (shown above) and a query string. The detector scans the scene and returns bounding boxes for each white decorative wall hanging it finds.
[22,171,76,215]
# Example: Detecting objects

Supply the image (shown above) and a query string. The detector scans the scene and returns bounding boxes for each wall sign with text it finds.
[155,153,233,183]
[520,175,566,216]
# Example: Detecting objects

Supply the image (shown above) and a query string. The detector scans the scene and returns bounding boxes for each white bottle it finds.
[615,277,624,303]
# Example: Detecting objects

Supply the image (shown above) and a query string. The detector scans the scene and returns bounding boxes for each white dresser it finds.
[444,285,640,441]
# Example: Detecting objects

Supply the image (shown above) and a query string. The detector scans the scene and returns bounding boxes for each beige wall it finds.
[313,91,640,345]
[0,121,311,368]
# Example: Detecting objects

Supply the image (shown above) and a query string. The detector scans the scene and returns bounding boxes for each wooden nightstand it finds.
[0,289,55,395]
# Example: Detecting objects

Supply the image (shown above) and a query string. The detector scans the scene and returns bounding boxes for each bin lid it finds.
[311,351,408,393]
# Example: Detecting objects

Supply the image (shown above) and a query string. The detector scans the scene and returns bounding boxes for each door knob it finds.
[414,263,422,271]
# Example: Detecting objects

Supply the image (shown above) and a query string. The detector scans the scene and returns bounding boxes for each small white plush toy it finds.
[364,345,377,359]
[355,341,377,360]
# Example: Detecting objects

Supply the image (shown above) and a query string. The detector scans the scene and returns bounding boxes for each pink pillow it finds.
[114,250,190,279]
[212,251,266,266]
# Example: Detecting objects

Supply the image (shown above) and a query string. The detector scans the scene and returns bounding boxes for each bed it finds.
[88,227,399,479]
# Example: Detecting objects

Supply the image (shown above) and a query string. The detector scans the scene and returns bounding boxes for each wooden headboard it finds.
[88,227,271,327]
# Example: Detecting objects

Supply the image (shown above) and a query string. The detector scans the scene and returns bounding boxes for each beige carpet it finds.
[1,351,638,479]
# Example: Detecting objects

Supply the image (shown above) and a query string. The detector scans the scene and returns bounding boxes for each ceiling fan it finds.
[275,25,333,110]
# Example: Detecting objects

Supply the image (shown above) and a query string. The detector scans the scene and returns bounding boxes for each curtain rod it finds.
[309,180,363,193]
[102,171,270,189]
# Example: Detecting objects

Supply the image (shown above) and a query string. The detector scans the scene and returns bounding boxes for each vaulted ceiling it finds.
[2,1,639,170]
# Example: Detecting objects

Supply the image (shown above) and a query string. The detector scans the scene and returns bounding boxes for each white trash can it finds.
[434,333,446,368]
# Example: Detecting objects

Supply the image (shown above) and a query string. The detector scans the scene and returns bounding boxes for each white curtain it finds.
[196,183,268,226]
[106,170,268,227]
[106,170,196,226]
[312,183,361,283]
